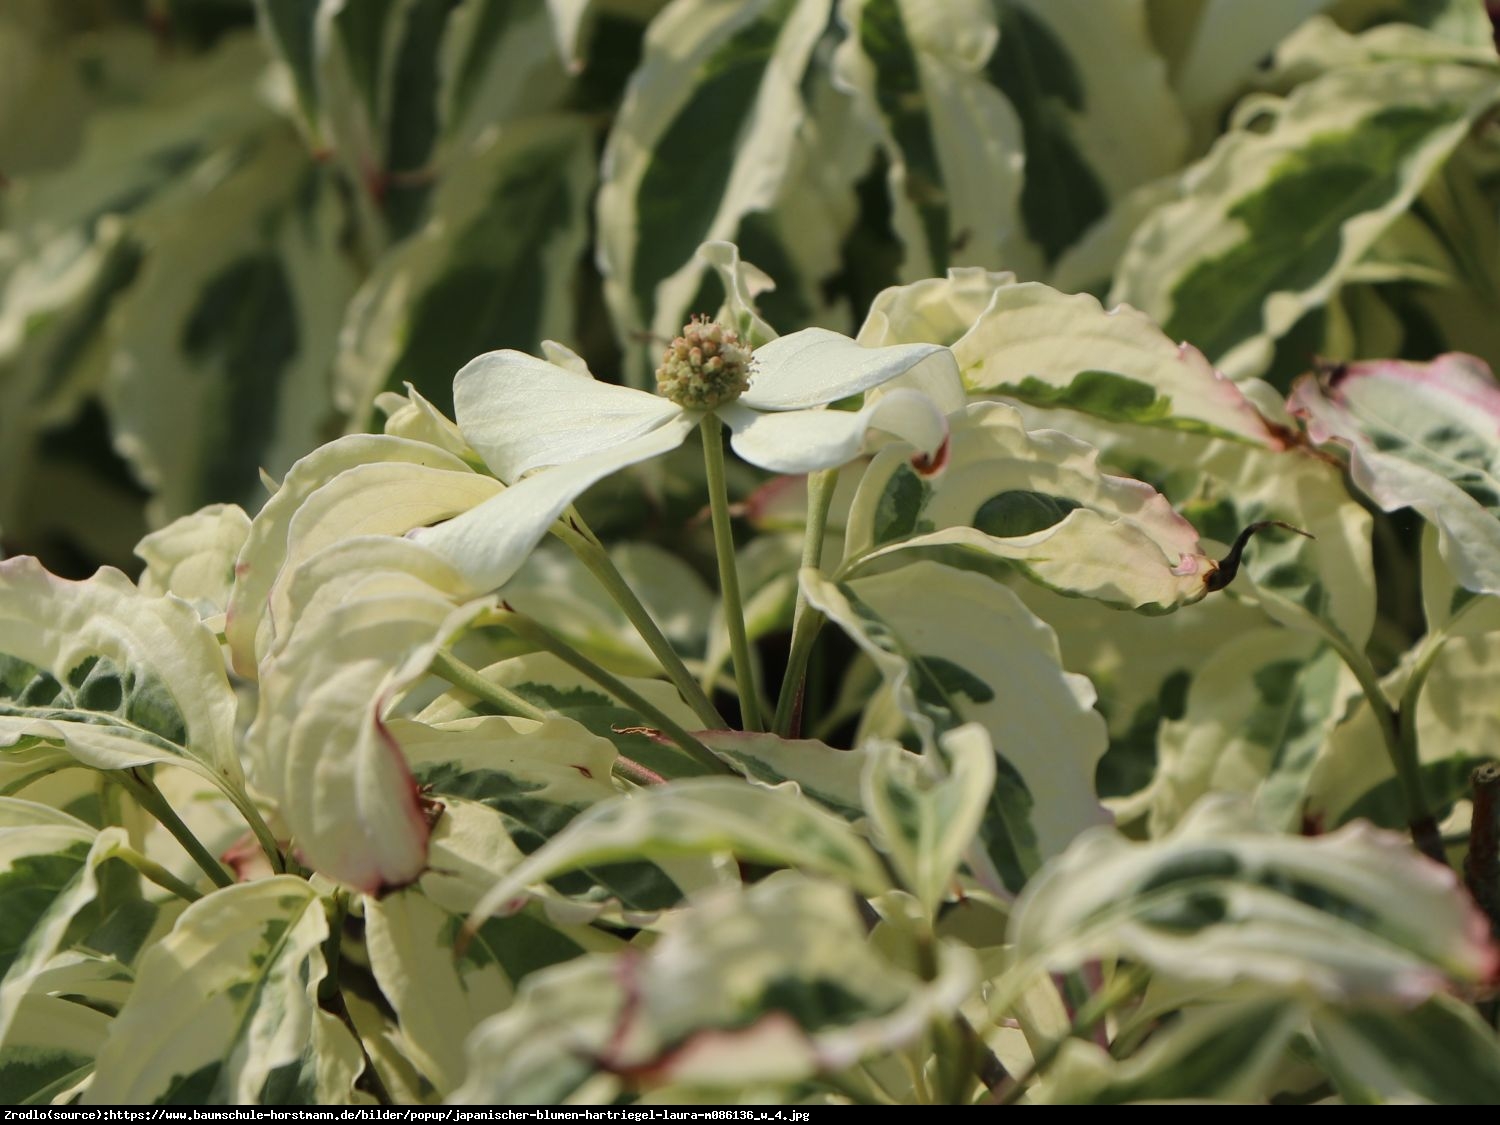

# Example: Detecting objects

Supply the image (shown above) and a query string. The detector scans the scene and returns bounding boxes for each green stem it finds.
[773,468,838,736]
[118,769,234,889]
[226,793,287,875]
[699,414,763,731]
[430,649,547,721]
[995,966,1147,1105]
[490,610,733,776]
[323,894,396,1107]
[553,520,727,729]
[106,843,203,903]
[1316,620,1440,861]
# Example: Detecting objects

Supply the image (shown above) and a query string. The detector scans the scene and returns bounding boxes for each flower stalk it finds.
[117,768,235,889]
[700,414,764,731]
[552,519,727,729]
[487,608,733,776]
[773,467,838,736]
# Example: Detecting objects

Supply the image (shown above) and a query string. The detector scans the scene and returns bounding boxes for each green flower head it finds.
[655,316,753,409]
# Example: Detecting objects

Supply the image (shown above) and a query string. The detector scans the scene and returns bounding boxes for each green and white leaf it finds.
[597,0,831,383]
[0,801,124,1048]
[438,0,573,149]
[987,0,1188,267]
[1310,994,1500,1105]
[0,558,242,791]
[1309,628,1500,830]
[1008,795,1495,1005]
[1419,523,1500,639]
[1111,55,1500,379]
[1149,629,1353,834]
[225,434,491,677]
[1150,0,1334,146]
[395,712,711,914]
[337,114,596,420]
[692,730,869,820]
[0,993,110,1105]
[0,221,139,558]
[955,282,1282,444]
[834,0,1030,280]
[803,560,1110,896]
[83,878,364,1105]
[364,890,512,1097]
[455,875,978,1102]
[1290,353,1500,597]
[135,504,252,623]
[1035,998,1304,1105]
[103,126,359,524]
[415,651,711,781]
[1004,578,1265,814]
[862,726,995,916]
[467,778,891,929]
[249,558,491,891]
[843,403,1217,610]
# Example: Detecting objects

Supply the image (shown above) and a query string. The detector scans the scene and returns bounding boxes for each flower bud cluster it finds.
[655,316,753,409]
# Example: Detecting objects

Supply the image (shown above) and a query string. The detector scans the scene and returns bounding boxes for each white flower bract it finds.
[411,327,960,592]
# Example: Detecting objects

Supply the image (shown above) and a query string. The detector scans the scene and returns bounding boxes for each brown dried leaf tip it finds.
[1204,520,1315,593]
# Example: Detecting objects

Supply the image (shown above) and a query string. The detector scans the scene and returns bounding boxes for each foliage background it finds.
[5,0,1499,578]
[5,0,1500,1107]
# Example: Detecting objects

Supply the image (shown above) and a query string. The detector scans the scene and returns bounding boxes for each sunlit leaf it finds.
[83,878,364,1105]
[1009,796,1496,1004]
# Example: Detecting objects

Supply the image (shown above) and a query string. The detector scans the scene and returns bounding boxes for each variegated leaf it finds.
[224,434,493,678]
[0,993,110,1105]
[1008,796,1497,1004]
[393,713,708,914]
[0,559,242,792]
[1290,353,1500,597]
[454,875,977,1102]
[597,0,833,384]
[1003,579,1265,813]
[439,0,572,149]
[1419,523,1500,640]
[862,726,995,916]
[0,223,142,565]
[802,560,1110,896]
[1310,994,1500,1105]
[103,126,358,524]
[986,0,1189,267]
[1036,998,1303,1105]
[691,730,868,820]
[0,801,125,1048]
[254,0,322,136]
[468,779,891,928]
[135,504,252,622]
[337,114,596,420]
[83,878,364,1105]
[363,890,511,1097]
[1149,629,1354,834]
[366,880,630,1094]
[1008,404,1378,648]
[415,651,711,781]
[249,560,491,892]
[1150,0,1334,146]
[843,403,1217,610]
[955,283,1283,444]
[1309,628,1500,832]
[1112,56,1500,380]
[834,0,1031,280]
